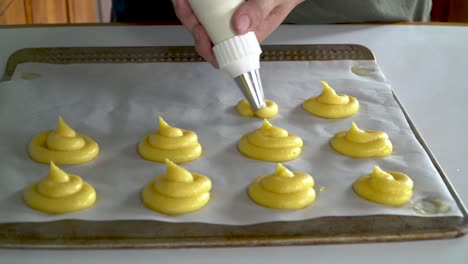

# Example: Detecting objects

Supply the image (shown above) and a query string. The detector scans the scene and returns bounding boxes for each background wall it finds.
[0,0,99,24]
[1,0,467,25]
[98,0,111,23]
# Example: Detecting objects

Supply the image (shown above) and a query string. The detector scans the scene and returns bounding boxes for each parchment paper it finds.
[0,60,462,225]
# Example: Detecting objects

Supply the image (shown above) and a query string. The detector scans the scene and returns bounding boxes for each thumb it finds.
[232,0,275,35]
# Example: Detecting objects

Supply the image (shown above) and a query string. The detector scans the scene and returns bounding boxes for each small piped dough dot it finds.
[351,65,377,76]
[138,117,202,164]
[238,119,303,162]
[330,122,392,158]
[412,197,450,215]
[248,163,316,209]
[28,116,99,165]
[142,159,212,215]
[21,72,41,80]
[353,166,413,206]
[303,81,359,118]
[23,162,97,214]
[236,99,278,119]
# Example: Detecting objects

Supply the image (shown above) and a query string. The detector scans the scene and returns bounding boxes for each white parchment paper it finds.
[0,60,462,225]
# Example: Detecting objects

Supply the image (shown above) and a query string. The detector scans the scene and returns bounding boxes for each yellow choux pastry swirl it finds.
[28,116,99,165]
[303,81,359,118]
[236,99,279,119]
[138,117,202,164]
[353,166,414,206]
[330,122,392,158]
[142,159,212,215]
[23,162,96,214]
[238,119,303,162]
[249,163,316,209]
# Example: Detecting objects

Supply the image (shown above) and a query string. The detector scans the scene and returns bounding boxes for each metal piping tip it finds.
[234,69,266,111]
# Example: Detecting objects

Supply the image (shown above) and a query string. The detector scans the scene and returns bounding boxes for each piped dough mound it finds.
[303,81,359,118]
[23,162,96,214]
[249,163,316,209]
[353,166,413,206]
[236,99,278,119]
[29,116,99,165]
[138,117,202,163]
[330,122,392,158]
[238,119,303,162]
[142,159,212,215]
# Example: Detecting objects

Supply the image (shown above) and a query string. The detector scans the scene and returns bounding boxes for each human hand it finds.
[231,0,304,42]
[172,0,303,67]
[172,0,218,67]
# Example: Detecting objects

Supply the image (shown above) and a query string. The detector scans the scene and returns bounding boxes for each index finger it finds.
[172,0,217,66]
[172,0,199,32]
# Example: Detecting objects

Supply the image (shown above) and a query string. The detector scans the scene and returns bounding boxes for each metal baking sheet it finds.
[0,44,466,248]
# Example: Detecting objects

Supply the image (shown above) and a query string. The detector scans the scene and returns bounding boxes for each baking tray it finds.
[1,44,467,249]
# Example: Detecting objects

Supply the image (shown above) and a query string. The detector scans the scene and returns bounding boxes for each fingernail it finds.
[211,58,219,68]
[237,14,251,32]
[171,0,177,7]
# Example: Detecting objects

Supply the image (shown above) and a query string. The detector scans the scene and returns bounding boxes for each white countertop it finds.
[0,24,467,263]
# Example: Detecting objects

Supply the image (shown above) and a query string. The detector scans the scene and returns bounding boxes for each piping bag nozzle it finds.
[235,69,266,111]
[213,32,266,111]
